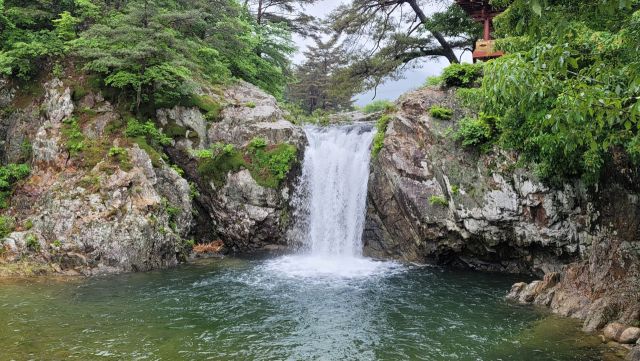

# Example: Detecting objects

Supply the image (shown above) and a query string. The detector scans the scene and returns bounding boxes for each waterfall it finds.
[291,123,376,258]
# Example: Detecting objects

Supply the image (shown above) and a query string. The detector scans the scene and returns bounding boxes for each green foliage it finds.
[123,117,170,167]
[0,0,297,102]
[441,62,484,88]
[26,235,39,252]
[104,119,123,135]
[453,114,496,147]
[21,140,32,158]
[197,147,248,187]
[189,182,199,201]
[162,197,181,222]
[61,118,85,157]
[108,147,127,157]
[429,105,453,120]
[423,76,443,87]
[179,94,221,120]
[247,137,267,152]
[429,196,449,207]
[248,143,297,188]
[451,185,459,195]
[372,114,391,158]
[194,140,296,188]
[246,102,256,108]
[24,219,33,230]
[0,163,30,208]
[53,240,60,248]
[170,164,184,176]
[478,0,640,184]
[0,217,14,240]
[52,11,79,41]
[287,38,355,114]
[362,100,394,114]
[72,86,86,101]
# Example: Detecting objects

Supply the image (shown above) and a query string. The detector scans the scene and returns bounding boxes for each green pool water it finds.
[0,254,624,360]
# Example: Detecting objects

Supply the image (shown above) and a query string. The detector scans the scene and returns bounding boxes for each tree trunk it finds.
[405,0,459,64]
[136,84,142,114]
[257,0,263,25]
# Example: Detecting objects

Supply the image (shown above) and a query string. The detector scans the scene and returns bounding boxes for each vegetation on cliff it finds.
[195,137,297,188]
[474,0,639,184]
[415,0,640,185]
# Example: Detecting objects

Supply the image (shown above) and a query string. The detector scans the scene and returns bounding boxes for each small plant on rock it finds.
[429,196,449,207]
[372,114,391,158]
[429,105,453,120]
[26,236,39,252]
[451,185,459,195]
[453,113,498,147]
[246,102,256,108]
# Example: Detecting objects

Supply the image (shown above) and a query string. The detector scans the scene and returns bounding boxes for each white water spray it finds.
[265,123,398,278]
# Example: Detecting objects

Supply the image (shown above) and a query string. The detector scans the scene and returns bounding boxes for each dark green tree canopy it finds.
[0,0,297,103]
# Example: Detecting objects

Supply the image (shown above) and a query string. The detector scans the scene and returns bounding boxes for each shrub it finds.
[170,164,184,176]
[453,113,498,147]
[372,114,391,158]
[27,236,39,252]
[429,105,453,120]
[442,62,483,88]
[108,147,127,157]
[0,164,30,208]
[248,144,297,188]
[73,86,87,101]
[189,182,199,200]
[422,75,443,87]
[362,100,395,114]
[197,148,248,187]
[247,137,267,152]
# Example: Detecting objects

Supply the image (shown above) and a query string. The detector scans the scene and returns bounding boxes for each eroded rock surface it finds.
[0,77,304,275]
[365,86,640,334]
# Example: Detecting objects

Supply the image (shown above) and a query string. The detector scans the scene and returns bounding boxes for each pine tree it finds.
[288,39,354,114]
[75,0,195,112]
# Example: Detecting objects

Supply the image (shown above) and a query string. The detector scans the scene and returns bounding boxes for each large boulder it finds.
[158,81,306,252]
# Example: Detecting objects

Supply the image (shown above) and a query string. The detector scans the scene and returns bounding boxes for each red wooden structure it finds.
[456,0,505,61]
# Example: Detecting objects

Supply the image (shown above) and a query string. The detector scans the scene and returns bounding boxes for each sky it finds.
[290,0,473,107]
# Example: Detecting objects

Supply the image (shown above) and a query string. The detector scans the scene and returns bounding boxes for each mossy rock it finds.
[248,144,297,188]
[132,136,163,168]
[198,151,248,187]
[180,94,222,121]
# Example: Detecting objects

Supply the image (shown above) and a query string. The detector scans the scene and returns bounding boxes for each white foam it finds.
[260,255,402,280]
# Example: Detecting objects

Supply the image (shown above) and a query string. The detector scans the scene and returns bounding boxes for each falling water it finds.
[296,123,376,257]
[273,123,385,277]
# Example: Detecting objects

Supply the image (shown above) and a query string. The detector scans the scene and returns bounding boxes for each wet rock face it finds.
[364,86,590,275]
